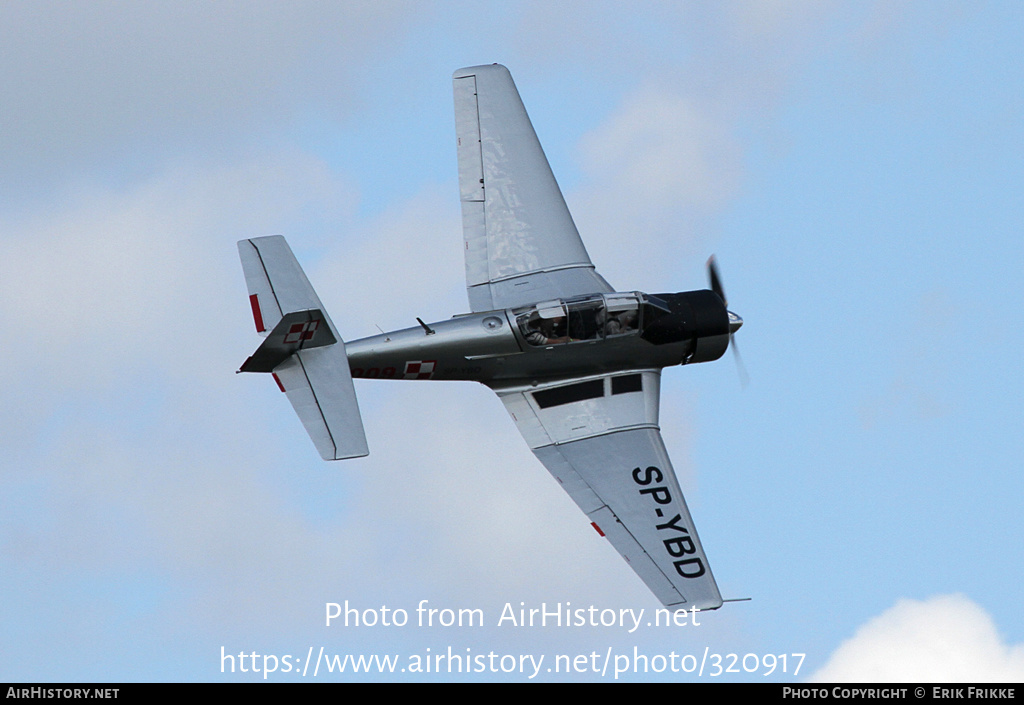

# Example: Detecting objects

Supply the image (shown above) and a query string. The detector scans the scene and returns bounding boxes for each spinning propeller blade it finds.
[707,256,747,387]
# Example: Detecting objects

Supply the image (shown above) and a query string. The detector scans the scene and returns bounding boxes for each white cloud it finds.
[311,183,465,336]
[0,150,355,400]
[557,3,841,291]
[0,150,366,631]
[0,1,420,195]
[809,594,1024,682]
[576,88,741,248]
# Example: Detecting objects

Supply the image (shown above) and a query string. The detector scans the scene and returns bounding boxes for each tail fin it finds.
[238,236,369,460]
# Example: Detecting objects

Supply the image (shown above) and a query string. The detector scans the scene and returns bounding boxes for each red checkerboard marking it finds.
[403,360,437,380]
[283,320,319,344]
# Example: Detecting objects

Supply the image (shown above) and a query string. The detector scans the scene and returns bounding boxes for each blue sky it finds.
[1,1,1022,682]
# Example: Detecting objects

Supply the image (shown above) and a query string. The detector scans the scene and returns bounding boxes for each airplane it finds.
[236,64,743,611]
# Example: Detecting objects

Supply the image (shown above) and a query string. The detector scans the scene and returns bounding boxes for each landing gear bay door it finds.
[494,371,722,610]
[238,236,369,461]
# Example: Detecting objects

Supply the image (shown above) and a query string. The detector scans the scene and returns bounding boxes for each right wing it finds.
[495,371,722,610]
[453,64,613,312]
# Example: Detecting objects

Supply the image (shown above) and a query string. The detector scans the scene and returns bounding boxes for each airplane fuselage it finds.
[345,289,731,387]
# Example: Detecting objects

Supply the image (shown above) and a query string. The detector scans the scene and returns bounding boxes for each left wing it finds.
[453,64,613,312]
[494,371,722,610]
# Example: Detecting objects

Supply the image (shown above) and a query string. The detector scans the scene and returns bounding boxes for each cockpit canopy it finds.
[514,292,670,346]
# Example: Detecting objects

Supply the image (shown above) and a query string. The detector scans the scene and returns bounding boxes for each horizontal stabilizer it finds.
[238,236,369,460]
[274,346,369,460]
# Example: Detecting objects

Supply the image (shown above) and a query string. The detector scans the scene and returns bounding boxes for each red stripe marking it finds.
[591,522,605,537]
[249,294,266,332]
[272,373,285,393]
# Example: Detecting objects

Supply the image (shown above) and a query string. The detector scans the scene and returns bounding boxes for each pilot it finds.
[526,315,569,345]
[605,309,638,335]
[596,308,638,336]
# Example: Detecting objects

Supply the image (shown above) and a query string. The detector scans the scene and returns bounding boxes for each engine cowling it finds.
[641,290,730,363]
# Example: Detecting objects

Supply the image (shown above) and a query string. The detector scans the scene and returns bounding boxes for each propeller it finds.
[707,256,748,387]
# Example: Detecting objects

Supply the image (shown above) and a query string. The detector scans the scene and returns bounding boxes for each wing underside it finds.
[454,64,613,312]
[495,371,722,609]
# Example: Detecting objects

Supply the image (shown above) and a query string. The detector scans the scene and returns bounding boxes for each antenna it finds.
[416,317,436,335]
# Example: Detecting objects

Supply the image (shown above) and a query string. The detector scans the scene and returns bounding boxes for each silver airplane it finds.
[237,64,743,611]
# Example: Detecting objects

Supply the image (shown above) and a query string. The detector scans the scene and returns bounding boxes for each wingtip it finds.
[453,63,509,79]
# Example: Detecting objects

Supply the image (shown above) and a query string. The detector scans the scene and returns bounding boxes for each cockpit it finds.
[514,292,669,346]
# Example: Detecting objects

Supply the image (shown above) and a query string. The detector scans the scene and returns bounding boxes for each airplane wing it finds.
[453,64,613,312]
[493,370,722,610]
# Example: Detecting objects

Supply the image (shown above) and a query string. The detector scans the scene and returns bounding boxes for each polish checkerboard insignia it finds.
[283,320,319,344]
[403,360,437,380]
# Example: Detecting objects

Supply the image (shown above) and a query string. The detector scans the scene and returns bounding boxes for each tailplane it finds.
[237,236,369,460]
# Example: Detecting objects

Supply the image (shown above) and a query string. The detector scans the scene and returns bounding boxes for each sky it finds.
[1,0,1022,683]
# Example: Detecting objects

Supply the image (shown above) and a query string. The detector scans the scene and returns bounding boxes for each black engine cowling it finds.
[641,290,730,363]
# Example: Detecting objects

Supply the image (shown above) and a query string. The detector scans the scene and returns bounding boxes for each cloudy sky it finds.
[2,1,1022,682]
